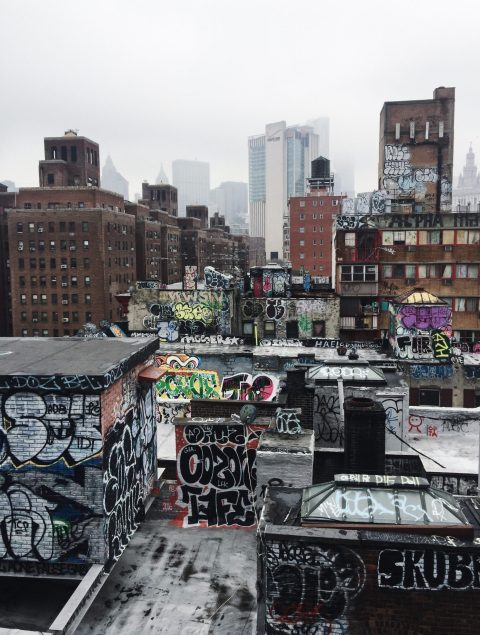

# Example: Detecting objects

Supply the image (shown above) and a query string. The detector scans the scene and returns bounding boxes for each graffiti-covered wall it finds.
[102,370,156,569]
[175,418,268,528]
[128,288,236,342]
[314,385,408,451]
[240,296,340,340]
[260,533,480,635]
[0,365,156,575]
[389,299,453,362]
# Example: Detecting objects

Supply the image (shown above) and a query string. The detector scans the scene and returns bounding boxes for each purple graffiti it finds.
[399,306,451,330]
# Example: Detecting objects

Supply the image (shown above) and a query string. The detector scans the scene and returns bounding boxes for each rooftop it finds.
[0,337,157,378]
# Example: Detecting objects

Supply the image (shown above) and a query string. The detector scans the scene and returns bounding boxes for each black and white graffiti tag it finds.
[265,541,365,631]
[378,549,480,590]
[177,424,261,527]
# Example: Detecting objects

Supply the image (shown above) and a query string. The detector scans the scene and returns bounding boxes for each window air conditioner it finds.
[61,264,67,269]
[442,279,453,286]
[62,318,69,323]
[61,300,68,305]
[444,245,453,252]
[407,245,416,252]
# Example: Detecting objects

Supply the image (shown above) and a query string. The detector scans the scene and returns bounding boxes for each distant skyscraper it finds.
[248,121,318,261]
[453,146,480,211]
[101,156,129,200]
[306,117,330,158]
[172,159,210,216]
[210,181,248,233]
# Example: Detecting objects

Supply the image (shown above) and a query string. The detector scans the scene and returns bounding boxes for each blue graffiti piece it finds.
[410,364,453,379]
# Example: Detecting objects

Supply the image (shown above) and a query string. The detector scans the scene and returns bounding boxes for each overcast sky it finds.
[1,0,478,197]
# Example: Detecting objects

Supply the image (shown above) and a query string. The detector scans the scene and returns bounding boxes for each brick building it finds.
[379,86,455,212]
[8,187,137,336]
[140,181,178,216]
[0,184,15,336]
[39,130,100,187]
[0,336,158,577]
[289,158,345,285]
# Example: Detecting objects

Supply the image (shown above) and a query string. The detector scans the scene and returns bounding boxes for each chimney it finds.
[344,397,385,474]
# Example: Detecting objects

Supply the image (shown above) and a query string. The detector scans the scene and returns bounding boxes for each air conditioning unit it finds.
[61,264,67,269]
[38,228,44,233]
[108,247,112,250]
[29,247,35,252]
[62,318,69,323]
[407,245,416,252]
[405,278,416,285]
[444,245,454,252]
[61,300,68,305]
[442,278,453,286]
[69,246,76,251]
[32,318,38,323]
[61,283,68,287]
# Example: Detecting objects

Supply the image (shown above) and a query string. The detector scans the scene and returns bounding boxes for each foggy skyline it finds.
[1,0,478,196]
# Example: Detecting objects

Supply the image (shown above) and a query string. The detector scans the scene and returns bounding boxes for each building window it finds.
[457,230,480,244]
[345,233,355,247]
[85,294,91,304]
[341,264,377,282]
[299,201,305,208]
[83,240,89,249]
[299,240,305,246]
[48,222,55,232]
[264,321,275,336]
[85,276,91,286]
[300,253,305,259]
[82,222,89,232]
[32,294,38,305]
[41,294,47,305]
[51,293,57,305]
[456,264,479,279]
[419,389,440,407]
[47,174,54,185]
[299,227,305,234]
[243,321,253,336]
[16,223,23,233]
[312,320,325,337]
[455,298,479,312]
[20,294,26,305]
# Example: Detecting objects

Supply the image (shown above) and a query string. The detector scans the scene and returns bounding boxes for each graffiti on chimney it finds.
[176,423,264,527]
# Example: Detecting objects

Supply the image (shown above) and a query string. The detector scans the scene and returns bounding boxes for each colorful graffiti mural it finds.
[131,289,232,342]
[156,369,221,400]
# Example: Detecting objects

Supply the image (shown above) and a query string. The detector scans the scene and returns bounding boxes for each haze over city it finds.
[1,0,478,194]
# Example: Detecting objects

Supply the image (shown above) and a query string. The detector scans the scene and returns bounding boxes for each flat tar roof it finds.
[0,337,158,377]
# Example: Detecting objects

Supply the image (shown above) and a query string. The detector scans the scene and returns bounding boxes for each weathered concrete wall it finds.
[128,288,236,341]
[408,405,480,437]
[240,296,340,340]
